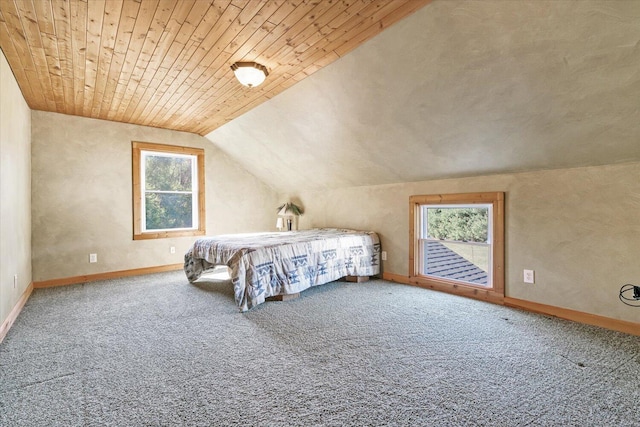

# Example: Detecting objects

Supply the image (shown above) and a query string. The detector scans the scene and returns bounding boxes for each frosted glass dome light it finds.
[231,62,269,88]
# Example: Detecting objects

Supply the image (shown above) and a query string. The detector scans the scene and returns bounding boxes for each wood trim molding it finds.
[0,281,34,343]
[408,191,505,297]
[33,264,184,289]
[408,275,505,304]
[383,272,639,336]
[383,272,411,285]
[504,297,640,337]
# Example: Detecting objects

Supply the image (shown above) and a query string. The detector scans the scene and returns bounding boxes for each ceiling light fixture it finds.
[231,62,269,88]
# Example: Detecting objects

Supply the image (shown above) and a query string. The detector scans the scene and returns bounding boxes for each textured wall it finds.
[206,0,640,193]
[31,111,278,282]
[291,162,640,324]
[0,49,32,327]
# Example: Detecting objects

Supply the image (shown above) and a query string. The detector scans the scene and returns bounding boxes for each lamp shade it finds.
[231,62,268,87]
[277,205,291,216]
[276,202,303,216]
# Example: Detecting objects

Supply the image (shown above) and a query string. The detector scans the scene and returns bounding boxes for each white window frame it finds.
[140,150,199,233]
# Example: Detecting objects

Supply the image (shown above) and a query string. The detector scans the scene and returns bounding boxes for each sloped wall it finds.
[31,111,278,282]
[206,1,640,194]
[290,162,640,324]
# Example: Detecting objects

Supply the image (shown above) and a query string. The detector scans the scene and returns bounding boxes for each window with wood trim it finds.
[132,142,205,240]
[409,192,504,302]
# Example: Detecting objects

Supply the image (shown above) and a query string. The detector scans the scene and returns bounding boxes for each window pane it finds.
[145,193,193,230]
[422,240,489,286]
[425,207,488,242]
[420,205,491,287]
[145,155,193,191]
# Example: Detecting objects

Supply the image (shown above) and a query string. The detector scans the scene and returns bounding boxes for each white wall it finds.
[31,111,278,282]
[291,162,640,324]
[0,49,32,328]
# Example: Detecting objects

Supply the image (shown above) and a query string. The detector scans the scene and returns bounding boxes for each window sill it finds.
[408,274,504,304]
[133,229,205,240]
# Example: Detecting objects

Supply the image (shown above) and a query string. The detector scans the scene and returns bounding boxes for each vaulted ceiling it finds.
[0,0,430,135]
[205,0,640,192]
[3,0,640,195]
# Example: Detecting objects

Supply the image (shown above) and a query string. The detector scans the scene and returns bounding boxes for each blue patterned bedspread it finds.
[184,228,381,311]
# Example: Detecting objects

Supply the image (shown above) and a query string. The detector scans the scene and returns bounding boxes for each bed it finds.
[184,228,381,311]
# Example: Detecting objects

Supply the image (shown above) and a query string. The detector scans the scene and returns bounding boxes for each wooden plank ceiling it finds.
[0,0,430,135]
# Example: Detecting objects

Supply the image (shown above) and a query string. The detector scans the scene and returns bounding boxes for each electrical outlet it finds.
[381,251,387,261]
[13,274,18,289]
[170,246,176,254]
[89,253,97,263]
[523,269,535,284]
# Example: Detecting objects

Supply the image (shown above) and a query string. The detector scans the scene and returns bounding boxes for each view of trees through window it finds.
[425,207,489,242]
[144,153,194,230]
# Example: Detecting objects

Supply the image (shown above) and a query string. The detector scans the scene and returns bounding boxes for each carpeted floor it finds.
[1,270,639,426]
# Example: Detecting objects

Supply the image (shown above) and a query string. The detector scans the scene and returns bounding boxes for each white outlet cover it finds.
[381,251,387,261]
[89,253,98,263]
[524,269,535,284]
